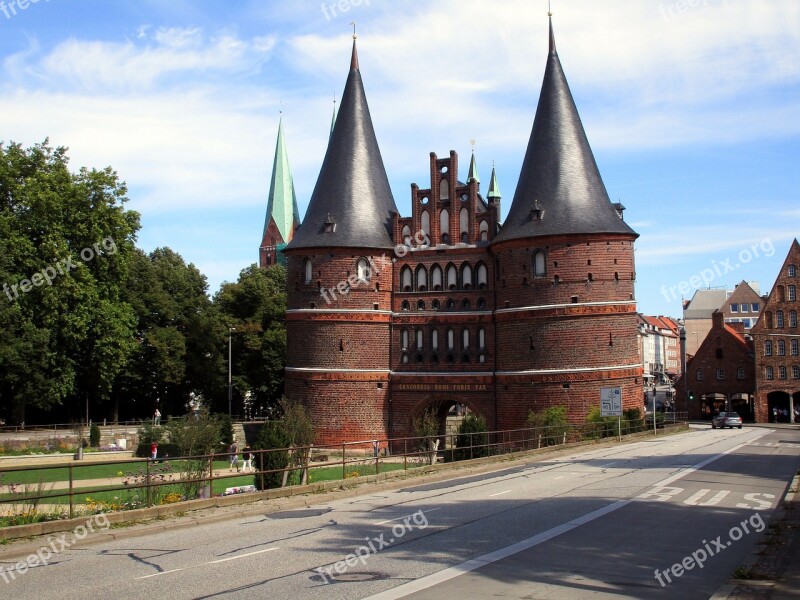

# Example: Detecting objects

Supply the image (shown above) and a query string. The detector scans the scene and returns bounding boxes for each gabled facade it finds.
[751,239,800,423]
[719,281,763,333]
[284,21,642,445]
[676,311,755,420]
[259,119,301,268]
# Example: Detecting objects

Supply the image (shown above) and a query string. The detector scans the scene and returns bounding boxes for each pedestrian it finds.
[153,408,161,425]
[242,445,254,472]
[783,408,789,423]
[773,406,779,423]
[229,440,239,472]
[150,441,158,460]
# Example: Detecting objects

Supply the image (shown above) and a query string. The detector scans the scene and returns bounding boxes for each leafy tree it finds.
[214,264,287,417]
[527,406,570,446]
[253,422,291,490]
[454,413,489,460]
[0,140,139,424]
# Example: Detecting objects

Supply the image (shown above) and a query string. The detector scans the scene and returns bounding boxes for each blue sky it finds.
[1,0,798,317]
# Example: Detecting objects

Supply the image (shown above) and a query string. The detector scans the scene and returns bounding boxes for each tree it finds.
[0,140,139,424]
[454,413,489,460]
[214,264,287,417]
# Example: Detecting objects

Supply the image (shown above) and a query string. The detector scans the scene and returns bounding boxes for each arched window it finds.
[402,225,412,245]
[737,367,745,380]
[765,340,773,356]
[793,365,800,379]
[695,368,703,381]
[447,264,458,290]
[303,258,312,284]
[416,329,423,351]
[431,299,440,310]
[401,300,410,312]
[478,328,485,349]
[533,251,546,277]
[766,366,774,379]
[416,266,428,291]
[479,220,489,241]
[356,258,370,283]
[462,328,470,349]
[431,329,439,351]
[789,265,797,277]
[439,178,449,200]
[459,208,469,238]
[447,328,455,351]
[778,340,786,355]
[791,310,798,328]
[477,263,488,289]
[461,298,470,310]
[440,209,450,238]
[421,210,430,237]
[789,285,797,301]
[462,263,473,289]
[777,311,785,328]
[779,366,787,379]
[431,264,443,290]
[401,329,408,351]
[792,339,799,355]
[401,266,413,292]
[417,299,425,310]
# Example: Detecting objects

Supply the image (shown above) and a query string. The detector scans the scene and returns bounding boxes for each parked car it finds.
[711,412,743,429]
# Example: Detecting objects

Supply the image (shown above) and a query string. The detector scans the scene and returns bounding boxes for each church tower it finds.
[259,118,300,268]
[491,17,642,425]
[283,38,398,444]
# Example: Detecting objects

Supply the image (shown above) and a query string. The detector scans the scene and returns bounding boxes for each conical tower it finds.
[492,17,642,427]
[284,38,397,445]
[259,118,300,268]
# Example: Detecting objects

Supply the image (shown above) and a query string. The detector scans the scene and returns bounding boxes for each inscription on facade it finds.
[397,383,490,392]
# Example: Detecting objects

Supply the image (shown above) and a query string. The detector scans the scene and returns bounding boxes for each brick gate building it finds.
[283,20,642,445]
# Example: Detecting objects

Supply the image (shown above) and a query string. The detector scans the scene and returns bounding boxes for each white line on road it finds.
[362,430,771,600]
[553,476,565,480]
[135,547,278,580]
[373,507,441,526]
[488,490,512,497]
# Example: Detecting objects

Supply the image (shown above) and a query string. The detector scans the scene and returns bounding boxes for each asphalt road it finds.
[2,426,798,600]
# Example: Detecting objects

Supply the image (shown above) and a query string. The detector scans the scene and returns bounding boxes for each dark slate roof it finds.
[286,40,398,251]
[493,19,637,244]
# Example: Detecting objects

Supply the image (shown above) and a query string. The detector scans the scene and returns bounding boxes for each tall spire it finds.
[487,162,500,200]
[263,117,299,243]
[287,36,398,250]
[467,142,480,184]
[493,17,636,244]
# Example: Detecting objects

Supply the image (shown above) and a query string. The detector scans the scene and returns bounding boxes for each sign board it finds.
[600,387,622,417]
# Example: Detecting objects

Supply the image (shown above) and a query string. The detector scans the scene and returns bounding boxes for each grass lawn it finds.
[0,460,232,485]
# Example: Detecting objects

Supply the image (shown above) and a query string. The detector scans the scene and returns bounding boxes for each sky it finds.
[1,0,799,317]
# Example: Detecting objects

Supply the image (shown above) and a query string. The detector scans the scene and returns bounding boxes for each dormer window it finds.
[324,213,336,233]
[530,199,544,221]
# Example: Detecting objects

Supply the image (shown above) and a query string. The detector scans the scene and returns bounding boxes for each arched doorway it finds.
[700,393,726,419]
[767,391,791,423]
[411,398,485,454]
[730,393,754,422]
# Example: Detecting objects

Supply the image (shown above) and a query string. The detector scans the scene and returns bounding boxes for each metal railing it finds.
[0,415,688,521]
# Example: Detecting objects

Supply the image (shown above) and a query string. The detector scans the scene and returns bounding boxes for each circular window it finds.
[420,196,429,205]
[461,193,468,202]
[441,166,448,174]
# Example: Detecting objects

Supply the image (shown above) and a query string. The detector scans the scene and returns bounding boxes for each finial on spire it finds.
[351,21,356,39]
[349,25,359,70]
[470,138,476,153]
[548,6,556,54]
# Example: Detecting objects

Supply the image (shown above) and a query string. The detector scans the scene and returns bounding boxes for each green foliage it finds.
[454,414,489,460]
[136,422,165,446]
[164,414,225,499]
[527,406,570,446]
[217,414,234,446]
[412,408,440,451]
[89,423,101,447]
[253,422,291,490]
[585,407,640,439]
[0,140,140,424]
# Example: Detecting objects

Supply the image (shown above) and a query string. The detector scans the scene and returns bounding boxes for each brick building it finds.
[719,281,763,332]
[751,239,800,423]
[283,21,642,445]
[676,311,755,420]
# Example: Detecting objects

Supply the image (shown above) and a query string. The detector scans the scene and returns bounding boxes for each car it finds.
[712,411,743,429]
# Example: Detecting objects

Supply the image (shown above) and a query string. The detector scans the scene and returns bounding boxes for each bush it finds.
[134,442,180,458]
[527,406,569,446]
[136,422,165,446]
[253,422,291,490]
[623,408,644,434]
[89,423,101,448]
[412,408,440,464]
[585,407,626,439]
[453,414,489,460]
[217,414,234,446]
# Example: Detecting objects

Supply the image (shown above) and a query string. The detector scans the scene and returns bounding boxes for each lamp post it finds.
[228,327,235,418]
[679,324,687,414]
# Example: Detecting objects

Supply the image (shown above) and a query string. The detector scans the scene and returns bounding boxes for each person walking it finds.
[229,440,239,472]
[242,445,254,472]
[150,441,158,460]
[153,408,161,425]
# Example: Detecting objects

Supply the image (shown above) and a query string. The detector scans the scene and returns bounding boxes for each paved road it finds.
[1,426,797,599]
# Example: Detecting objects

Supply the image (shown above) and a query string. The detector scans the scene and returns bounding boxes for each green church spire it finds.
[262,117,300,247]
[488,162,501,200]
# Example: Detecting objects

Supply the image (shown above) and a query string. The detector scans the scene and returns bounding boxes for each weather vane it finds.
[351,21,356,39]
[470,139,476,152]
[548,0,552,17]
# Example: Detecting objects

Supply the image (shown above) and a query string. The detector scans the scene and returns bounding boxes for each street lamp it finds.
[679,324,687,415]
[228,327,235,418]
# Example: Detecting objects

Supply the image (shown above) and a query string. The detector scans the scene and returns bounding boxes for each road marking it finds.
[362,431,771,600]
[135,547,278,579]
[373,507,441,526]
[488,490,511,497]
[553,476,565,480]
